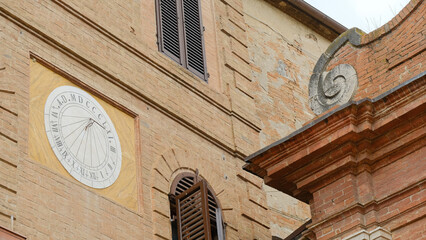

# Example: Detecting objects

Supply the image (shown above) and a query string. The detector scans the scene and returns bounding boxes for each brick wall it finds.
[242,0,331,237]
[243,0,330,148]
[0,0,331,239]
[327,0,424,101]
[244,1,425,239]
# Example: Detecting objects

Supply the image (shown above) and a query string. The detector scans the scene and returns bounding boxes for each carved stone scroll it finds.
[309,64,357,114]
[308,28,364,115]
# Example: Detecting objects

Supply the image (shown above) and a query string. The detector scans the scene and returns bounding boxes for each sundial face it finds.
[44,86,121,188]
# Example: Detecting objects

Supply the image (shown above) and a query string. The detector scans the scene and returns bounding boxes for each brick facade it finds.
[244,1,425,239]
[0,0,338,239]
[327,0,424,102]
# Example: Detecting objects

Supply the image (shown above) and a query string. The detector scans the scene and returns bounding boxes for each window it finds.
[169,173,224,240]
[156,0,208,81]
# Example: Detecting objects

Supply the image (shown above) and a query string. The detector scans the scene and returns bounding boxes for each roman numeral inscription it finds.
[51,111,58,118]
[70,93,76,102]
[89,172,97,180]
[51,121,59,132]
[54,135,63,148]
[61,149,68,158]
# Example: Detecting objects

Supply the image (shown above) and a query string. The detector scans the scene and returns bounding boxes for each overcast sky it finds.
[304,0,410,32]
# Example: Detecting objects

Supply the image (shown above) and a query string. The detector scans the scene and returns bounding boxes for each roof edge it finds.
[285,0,347,34]
[265,0,347,41]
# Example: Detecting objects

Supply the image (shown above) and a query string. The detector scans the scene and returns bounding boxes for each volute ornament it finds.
[308,28,365,115]
[309,64,357,114]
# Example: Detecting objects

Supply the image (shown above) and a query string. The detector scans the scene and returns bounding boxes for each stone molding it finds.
[343,227,392,240]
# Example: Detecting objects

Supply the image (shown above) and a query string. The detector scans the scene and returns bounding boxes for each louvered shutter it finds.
[176,180,212,240]
[182,0,207,80]
[158,0,183,63]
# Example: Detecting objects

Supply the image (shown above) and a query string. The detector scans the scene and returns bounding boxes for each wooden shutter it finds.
[176,180,211,240]
[158,0,183,63]
[207,191,217,226]
[182,0,207,80]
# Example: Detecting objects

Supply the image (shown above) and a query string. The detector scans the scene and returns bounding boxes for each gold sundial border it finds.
[30,52,138,118]
[30,52,144,213]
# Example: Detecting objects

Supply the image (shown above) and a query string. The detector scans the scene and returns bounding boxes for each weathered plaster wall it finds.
[242,0,331,238]
[243,0,330,148]
[266,185,311,238]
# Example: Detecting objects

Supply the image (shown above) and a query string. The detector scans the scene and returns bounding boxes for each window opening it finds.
[156,0,208,81]
[169,172,224,240]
